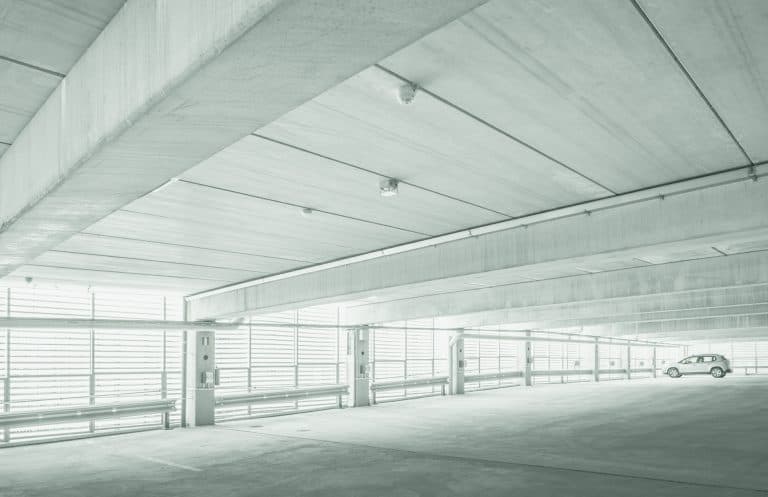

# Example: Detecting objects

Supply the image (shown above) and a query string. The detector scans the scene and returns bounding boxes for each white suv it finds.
[664,354,732,378]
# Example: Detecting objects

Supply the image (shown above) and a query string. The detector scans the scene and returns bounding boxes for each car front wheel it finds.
[711,367,725,378]
[667,367,680,378]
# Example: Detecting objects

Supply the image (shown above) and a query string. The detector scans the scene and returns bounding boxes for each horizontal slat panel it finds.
[1,287,184,444]
[216,306,345,420]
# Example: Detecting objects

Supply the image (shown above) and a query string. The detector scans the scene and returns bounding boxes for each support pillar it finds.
[161,297,169,429]
[593,337,600,382]
[88,293,95,433]
[346,327,370,407]
[185,330,216,426]
[448,329,465,394]
[524,331,532,387]
[3,288,10,443]
[626,344,632,380]
[652,347,657,378]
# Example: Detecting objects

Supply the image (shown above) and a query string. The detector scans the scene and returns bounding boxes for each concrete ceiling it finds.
[0,0,485,290]
[2,0,768,343]
[0,0,125,151]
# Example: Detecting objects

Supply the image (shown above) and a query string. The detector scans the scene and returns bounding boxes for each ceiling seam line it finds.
[0,54,66,78]
[24,264,229,282]
[176,179,431,236]
[78,232,314,264]
[628,0,754,166]
[373,63,618,196]
[46,249,270,273]
[120,201,426,238]
[251,133,513,218]
[0,140,11,146]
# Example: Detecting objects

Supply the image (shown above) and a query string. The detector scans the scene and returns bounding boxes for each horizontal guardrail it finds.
[370,376,448,404]
[598,368,628,375]
[532,369,594,377]
[630,368,654,374]
[370,376,449,392]
[464,371,524,383]
[0,399,175,429]
[216,384,348,407]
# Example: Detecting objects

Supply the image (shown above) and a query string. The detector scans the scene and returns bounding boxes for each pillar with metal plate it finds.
[593,337,600,382]
[186,330,217,426]
[448,329,465,394]
[524,331,533,387]
[652,347,657,378]
[626,344,632,380]
[346,326,370,407]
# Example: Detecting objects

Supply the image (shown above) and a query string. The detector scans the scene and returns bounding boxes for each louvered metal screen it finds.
[465,329,523,390]
[369,319,449,402]
[629,346,654,379]
[1,287,183,446]
[214,306,346,421]
[530,333,592,384]
[598,341,627,381]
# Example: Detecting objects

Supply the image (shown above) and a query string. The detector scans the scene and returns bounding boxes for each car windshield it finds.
[679,356,696,364]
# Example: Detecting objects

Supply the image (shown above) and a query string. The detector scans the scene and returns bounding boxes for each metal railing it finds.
[216,384,348,408]
[598,368,628,375]
[532,369,593,377]
[370,376,448,404]
[0,399,175,429]
[464,371,523,383]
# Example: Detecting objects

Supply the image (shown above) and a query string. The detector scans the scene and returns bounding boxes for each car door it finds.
[677,356,698,374]
[693,356,710,374]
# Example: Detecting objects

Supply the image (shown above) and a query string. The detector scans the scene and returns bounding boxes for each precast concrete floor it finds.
[2,376,767,496]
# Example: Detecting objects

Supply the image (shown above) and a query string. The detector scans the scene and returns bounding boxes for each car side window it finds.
[703,356,716,362]
[696,356,705,363]
[680,357,695,364]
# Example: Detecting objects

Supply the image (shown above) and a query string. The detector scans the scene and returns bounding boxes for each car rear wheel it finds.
[667,367,680,378]
[711,367,725,378]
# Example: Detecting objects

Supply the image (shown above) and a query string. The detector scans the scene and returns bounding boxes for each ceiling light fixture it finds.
[397,83,418,105]
[379,178,399,197]
[301,207,314,217]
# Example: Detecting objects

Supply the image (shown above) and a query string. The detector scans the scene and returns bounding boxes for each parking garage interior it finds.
[1,1,767,496]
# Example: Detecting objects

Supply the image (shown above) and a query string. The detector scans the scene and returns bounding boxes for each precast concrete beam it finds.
[654,328,768,343]
[577,314,768,338]
[459,303,768,333]
[435,286,768,329]
[343,251,768,325]
[0,0,486,276]
[188,179,768,320]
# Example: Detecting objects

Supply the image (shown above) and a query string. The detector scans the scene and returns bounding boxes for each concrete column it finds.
[3,288,10,443]
[626,345,632,380]
[448,330,465,394]
[185,330,216,427]
[524,331,533,386]
[346,327,370,407]
[88,293,95,433]
[593,337,600,382]
[652,347,657,378]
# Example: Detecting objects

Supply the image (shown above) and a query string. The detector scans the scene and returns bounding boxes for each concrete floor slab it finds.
[1,377,766,496]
